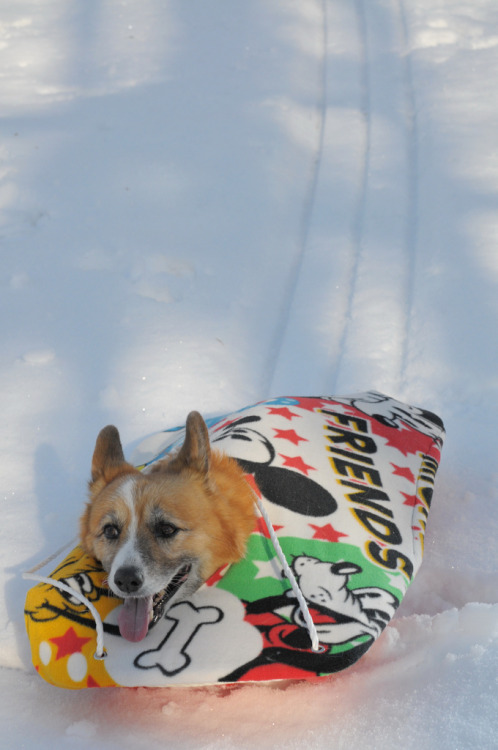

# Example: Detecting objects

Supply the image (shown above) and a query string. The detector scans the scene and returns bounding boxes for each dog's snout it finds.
[114,566,144,595]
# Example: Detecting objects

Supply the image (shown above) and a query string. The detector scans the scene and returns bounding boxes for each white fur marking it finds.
[109,477,144,594]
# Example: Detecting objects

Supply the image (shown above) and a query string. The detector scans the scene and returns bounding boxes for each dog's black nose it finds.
[114,566,144,594]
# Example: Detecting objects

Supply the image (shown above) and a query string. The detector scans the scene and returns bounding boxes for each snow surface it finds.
[1,0,498,747]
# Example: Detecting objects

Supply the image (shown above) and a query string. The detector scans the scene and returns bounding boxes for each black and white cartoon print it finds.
[211,415,337,517]
[290,555,398,644]
[330,392,444,445]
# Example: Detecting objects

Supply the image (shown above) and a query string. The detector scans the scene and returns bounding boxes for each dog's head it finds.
[80,411,255,642]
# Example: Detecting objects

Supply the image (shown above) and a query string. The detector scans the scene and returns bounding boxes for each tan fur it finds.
[80,412,255,592]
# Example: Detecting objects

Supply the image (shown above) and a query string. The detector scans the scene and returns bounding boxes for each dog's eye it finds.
[102,523,120,540]
[155,522,179,540]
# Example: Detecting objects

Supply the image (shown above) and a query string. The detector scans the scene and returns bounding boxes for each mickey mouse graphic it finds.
[211,415,337,517]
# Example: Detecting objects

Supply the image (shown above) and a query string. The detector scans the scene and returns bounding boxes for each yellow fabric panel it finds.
[24,546,121,689]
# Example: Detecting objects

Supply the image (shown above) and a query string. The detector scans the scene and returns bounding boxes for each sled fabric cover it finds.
[24,393,444,689]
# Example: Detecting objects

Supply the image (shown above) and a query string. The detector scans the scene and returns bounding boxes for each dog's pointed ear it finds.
[90,425,138,488]
[169,411,211,475]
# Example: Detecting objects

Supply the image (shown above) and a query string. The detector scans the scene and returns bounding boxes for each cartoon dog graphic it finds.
[290,556,398,644]
[221,555,399,682]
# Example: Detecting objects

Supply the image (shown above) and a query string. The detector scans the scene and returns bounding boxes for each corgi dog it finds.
[80,412,255,642]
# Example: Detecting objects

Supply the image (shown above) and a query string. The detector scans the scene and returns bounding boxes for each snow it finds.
[1,0,497,747]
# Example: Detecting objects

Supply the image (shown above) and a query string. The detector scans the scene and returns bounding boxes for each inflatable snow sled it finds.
[24,392,444,689]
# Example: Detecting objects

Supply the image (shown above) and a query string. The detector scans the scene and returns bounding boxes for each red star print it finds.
[244,473,261,497]
[87,675,100,688]
[49,627,92,660]
[402,492,418,507]
[294,398,328,412]
[279,454,316,476]
[370,419,435,457]
[309,523,348,543]
[391,464,415,482]
[205,564,230,586]
[211,418,236,433]
[267,407,300,421]
[254,516,284,539]
[273,428,308,446]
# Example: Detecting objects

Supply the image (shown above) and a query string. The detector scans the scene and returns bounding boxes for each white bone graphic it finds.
[135,601,223,676]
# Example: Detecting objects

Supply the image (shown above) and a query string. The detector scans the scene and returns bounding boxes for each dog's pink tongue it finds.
[117,596,153,642]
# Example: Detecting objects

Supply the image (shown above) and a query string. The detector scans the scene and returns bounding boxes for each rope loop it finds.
[254,497,320,652]
[23,538,107,661]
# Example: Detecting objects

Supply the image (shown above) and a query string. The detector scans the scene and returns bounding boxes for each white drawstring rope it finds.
[254,497,320,652]
[23,537,107,660]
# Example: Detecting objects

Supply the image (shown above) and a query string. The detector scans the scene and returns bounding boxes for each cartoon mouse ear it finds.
[167,411,211,475]
[250,466,337,517]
